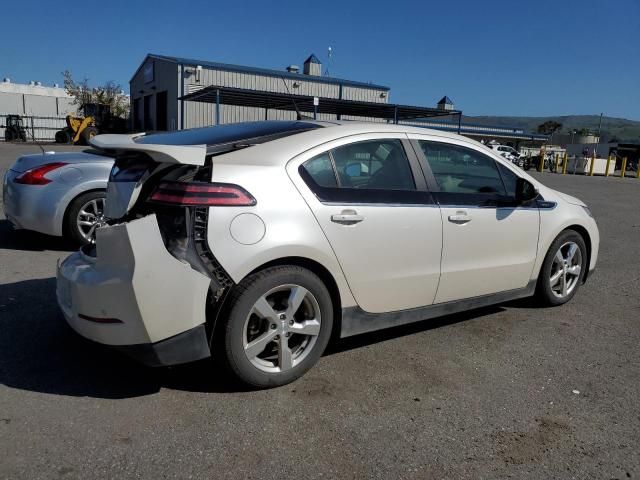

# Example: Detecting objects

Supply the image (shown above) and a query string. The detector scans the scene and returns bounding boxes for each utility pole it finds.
[594,112,603,157]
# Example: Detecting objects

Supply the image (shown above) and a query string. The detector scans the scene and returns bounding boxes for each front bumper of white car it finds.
[56,214,212,366]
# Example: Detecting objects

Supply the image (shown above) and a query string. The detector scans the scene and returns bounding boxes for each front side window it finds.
[419,141,506,196]
[496,162,518,198]
[300,139,431,205]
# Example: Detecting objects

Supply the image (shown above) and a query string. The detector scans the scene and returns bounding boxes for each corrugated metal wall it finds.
[183,67,388,128]
[0,93,76,116]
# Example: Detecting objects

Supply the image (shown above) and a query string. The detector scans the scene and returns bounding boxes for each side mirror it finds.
[515,177,538,204]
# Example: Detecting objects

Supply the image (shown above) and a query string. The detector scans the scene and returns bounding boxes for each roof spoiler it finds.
[90,133,207,166]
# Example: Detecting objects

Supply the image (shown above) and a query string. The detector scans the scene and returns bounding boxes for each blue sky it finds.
[1,0,638,119]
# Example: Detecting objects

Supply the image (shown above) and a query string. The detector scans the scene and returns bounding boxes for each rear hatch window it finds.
[135,121,321,154]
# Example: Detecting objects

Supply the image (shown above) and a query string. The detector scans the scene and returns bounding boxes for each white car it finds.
[488,144,522,166]
[56,121,599,388]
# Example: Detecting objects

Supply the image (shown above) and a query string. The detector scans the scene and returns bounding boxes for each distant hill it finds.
[465,115,640,143]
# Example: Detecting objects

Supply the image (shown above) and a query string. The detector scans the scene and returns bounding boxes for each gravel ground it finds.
[1,142,639,479]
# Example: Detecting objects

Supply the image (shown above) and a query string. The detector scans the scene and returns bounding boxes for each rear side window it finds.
[303,153,337,188]
[300,139,431,205]
[331,139,415,190]
[419,141,506,196]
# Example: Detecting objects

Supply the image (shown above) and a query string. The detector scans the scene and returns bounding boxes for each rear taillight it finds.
[14,162,68,185]
[149,181,256,207]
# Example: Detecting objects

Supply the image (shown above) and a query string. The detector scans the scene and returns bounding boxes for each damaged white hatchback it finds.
[57,121,599,388]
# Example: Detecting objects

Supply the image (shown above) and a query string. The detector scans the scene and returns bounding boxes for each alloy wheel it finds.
[76,197,106,243]
[242,284,322,373]
[549,241,582,299]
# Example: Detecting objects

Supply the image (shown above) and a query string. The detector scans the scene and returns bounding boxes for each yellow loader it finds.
[55,103,119,145]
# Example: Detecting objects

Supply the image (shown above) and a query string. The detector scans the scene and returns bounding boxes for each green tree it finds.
[536,120,563,135]
[62,70,129,118]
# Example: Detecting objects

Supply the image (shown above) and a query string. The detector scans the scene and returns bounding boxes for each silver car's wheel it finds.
[76,197,105,243]
[243,284,322,373]
[549,241,582,299]
[64,190,107,246]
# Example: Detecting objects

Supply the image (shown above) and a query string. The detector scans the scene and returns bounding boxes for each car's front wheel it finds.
[536,230,587,306]
[218,266,333,388]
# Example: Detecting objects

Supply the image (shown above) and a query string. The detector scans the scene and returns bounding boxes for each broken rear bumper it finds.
[114,324,210,367]
[56,214,212,366]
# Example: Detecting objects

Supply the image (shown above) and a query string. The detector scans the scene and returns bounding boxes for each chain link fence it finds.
[1,115,67,142]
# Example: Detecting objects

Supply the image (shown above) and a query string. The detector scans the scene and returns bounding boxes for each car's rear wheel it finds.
[218,266,333,388]
[55,129,72,144]
[536,230,587,306]
[63,191,107,245]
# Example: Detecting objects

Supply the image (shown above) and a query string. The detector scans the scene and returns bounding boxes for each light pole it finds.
[594,112,603,157]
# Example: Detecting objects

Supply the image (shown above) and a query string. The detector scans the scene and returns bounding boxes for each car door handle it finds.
[448,212,472,224]
[331,210,364,225]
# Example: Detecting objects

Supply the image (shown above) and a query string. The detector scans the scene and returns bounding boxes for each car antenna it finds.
[280,76,305,120]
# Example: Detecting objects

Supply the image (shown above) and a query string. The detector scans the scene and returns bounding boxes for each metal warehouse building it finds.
[0,79,75,117]
[129,53,390,131]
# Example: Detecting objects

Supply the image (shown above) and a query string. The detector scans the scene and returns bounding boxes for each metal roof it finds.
[402,120,548,141]
[133,54,390,91]
[180,86,460,122]
[438,96,453,105]
[304,54,322,65]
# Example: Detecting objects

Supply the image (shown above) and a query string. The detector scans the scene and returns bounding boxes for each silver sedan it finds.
[3,150,113,244]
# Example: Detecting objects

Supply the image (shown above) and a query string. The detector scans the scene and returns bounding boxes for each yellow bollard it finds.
[621,157,627,178]
[588,152,595,176]
[538,147,545,172]
[562,152,568,174]
[554,153,559,173]
[605,155,612,177]
[637,161,640,179]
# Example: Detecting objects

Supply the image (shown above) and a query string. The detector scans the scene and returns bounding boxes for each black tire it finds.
[81,126,98,145]
[55,129,72,144]
[63,190,106,246]
[535,230,587,306]
[217,265,334,388]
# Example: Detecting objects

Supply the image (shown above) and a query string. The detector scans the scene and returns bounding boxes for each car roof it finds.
[206,120,487,167]
[92,120,485,167]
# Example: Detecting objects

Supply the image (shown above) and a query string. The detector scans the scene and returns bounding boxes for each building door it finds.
[156,91,168,131]
[143,94,153,131]
[133,98,141,131]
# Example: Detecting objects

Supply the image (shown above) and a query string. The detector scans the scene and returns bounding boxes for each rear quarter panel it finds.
[50,161,113,236]
[206,161,358,309]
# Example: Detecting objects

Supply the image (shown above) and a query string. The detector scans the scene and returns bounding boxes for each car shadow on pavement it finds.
[0,220,75,252]
[326,304,504,356]
[0,277,248,398]
[0,277,507,398]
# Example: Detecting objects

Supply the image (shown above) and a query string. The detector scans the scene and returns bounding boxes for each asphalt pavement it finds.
[1,142,639,479]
